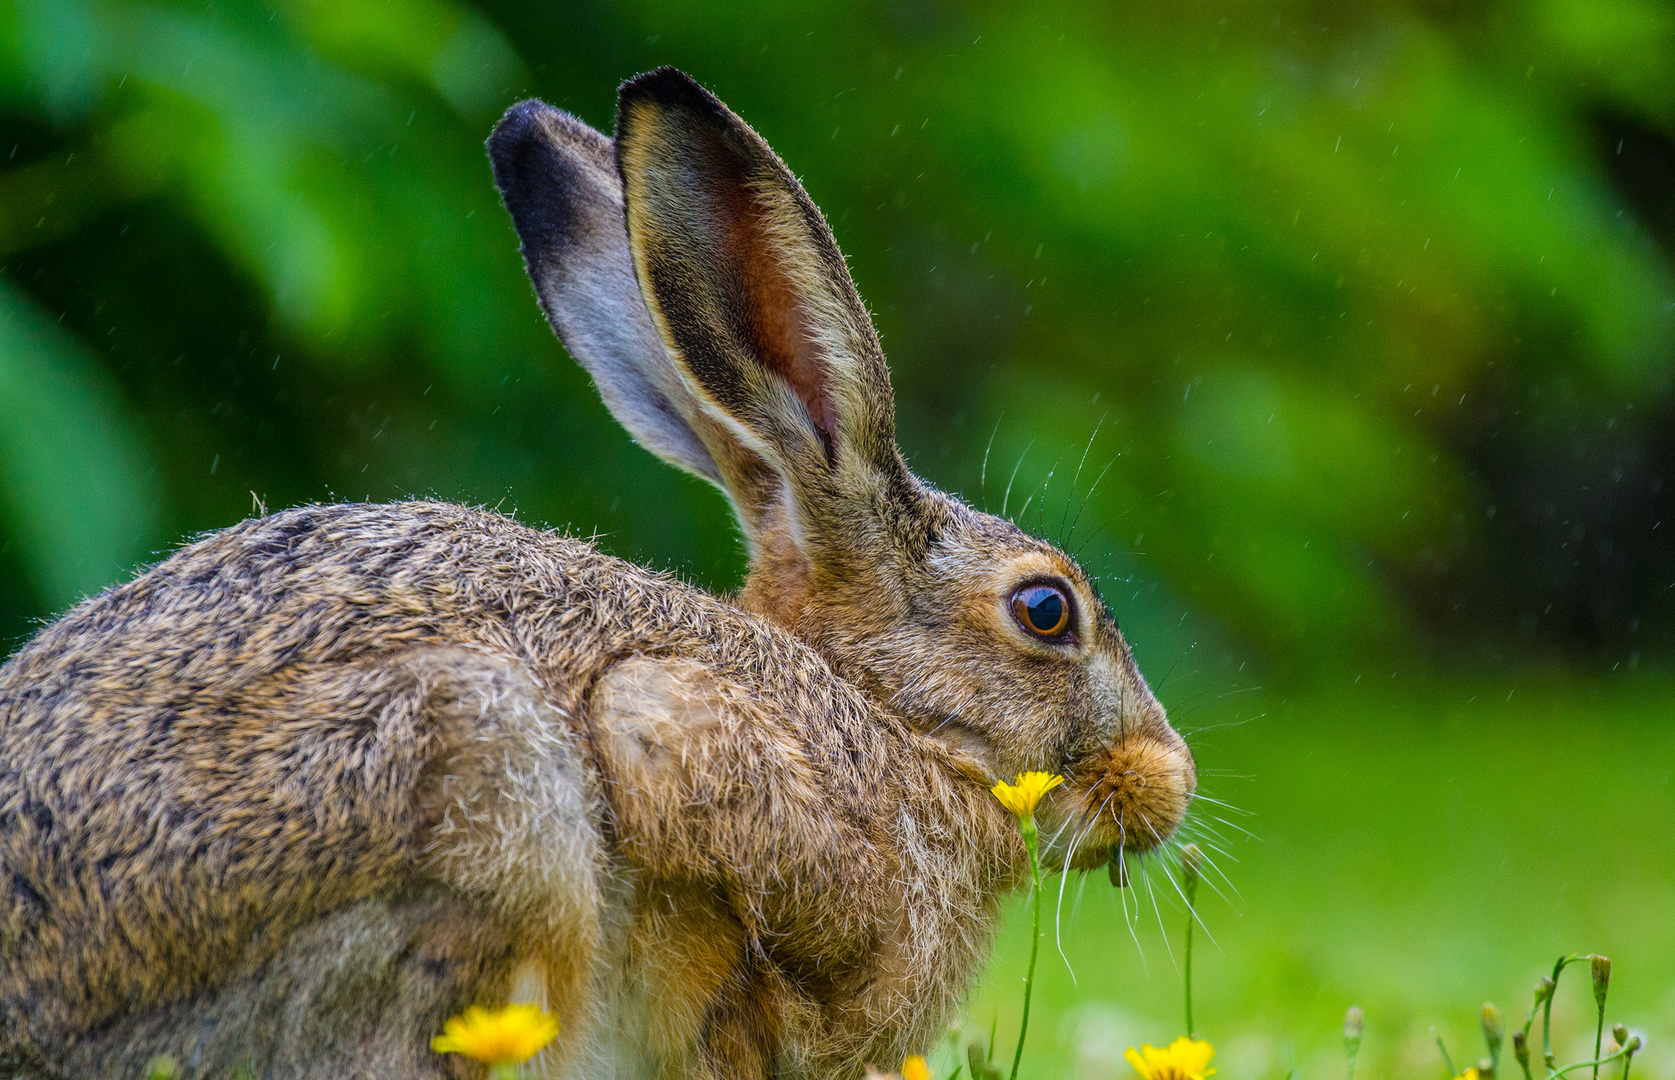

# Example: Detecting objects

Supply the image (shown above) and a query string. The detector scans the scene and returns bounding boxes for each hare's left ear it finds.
[614,68,916,572]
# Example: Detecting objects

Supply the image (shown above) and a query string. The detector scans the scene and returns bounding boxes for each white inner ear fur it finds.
[542,235,722,485]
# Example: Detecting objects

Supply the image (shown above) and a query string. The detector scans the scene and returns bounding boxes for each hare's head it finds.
[489,68,1195,867]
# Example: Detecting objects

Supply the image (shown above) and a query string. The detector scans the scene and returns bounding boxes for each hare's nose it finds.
[1082,730,1197,852]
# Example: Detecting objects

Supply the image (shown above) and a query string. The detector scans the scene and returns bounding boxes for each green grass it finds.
[964,677,1675,1080]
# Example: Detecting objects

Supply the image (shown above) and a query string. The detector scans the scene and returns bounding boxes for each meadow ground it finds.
[965,677,1675,1080]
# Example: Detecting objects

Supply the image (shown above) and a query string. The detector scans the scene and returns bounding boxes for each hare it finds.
[0,68,1196,1080]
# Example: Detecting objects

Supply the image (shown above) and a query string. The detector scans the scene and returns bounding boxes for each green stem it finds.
[1184,910,1194,1040]
[1545,956,1586,1078]
[1436,1035,1457,1078]
[1543,981,1557,1075]
[1008,818,1043,1080]
[1552,1050,1632,1080]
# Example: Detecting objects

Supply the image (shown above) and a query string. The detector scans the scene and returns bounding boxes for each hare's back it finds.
[0,500,691,1050]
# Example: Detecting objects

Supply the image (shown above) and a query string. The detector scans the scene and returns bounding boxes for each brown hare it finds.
[0,68,1196,1080]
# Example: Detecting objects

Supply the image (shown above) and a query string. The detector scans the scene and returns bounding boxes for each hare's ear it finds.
[613,68,910,560]
[488,100,722,484]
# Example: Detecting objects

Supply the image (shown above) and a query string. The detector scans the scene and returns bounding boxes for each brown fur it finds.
[0,69,1195,1079]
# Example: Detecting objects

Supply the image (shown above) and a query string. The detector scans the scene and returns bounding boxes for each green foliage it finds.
[0,280,157,606]
[0,0,1671,671]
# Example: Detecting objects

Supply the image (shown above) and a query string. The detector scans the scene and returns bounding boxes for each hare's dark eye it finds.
[1010,583,1073,641]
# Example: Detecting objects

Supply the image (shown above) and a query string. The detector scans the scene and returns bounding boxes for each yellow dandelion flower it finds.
[1457,1070,1482,1080]
[431,1003,559,1066]
[1124,1037,1217,1080]
[902,1054,931,1080]
[990,771,1065,818]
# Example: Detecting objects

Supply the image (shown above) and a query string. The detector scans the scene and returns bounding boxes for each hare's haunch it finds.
[0,68,1196,1080]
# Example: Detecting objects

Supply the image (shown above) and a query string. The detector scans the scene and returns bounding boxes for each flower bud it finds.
[1623,1033,1642,1053]
[1512,1032,1529,1070]
[1613,1024,1629,1047]
[1478,1057,1496,1079]
[1591,955,1611,1014]
[1481,1002,1504,1059]
[1180,844,1203,906]
[1344,1005,1365,1058]
[1535,976,1555,1004]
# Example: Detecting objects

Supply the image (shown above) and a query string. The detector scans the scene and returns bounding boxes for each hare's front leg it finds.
[587,654,909,1080]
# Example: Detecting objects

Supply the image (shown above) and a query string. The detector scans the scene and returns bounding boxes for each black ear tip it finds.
[617,66,726,123]
[487,99,560,181]
[488,100,614,194]
[486,101,618,269]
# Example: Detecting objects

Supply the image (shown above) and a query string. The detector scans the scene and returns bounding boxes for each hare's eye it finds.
[1010,583,1073,640]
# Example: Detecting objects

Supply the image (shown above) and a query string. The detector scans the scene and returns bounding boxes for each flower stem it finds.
[1009,817,1044,1080]
[1551,1048,1633,1080]
[1183,901,1194,1039]
[1179,843,1202,1041]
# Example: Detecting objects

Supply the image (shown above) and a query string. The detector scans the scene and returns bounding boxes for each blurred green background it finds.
[0,0,1670,1076]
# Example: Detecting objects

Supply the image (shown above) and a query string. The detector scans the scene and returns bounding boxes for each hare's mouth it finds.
[1045,733,1197,870]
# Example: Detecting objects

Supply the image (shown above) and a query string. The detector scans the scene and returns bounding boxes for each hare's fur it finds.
[0,69,1195,1079]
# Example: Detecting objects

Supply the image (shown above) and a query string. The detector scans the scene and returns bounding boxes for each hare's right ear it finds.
[488,100,722,485]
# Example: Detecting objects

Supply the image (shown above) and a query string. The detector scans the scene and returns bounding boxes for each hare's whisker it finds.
[1190,794,1254,816]
[1061,418,1106,540]
[1198,811,1258,841]
[1070,514,1119,560]
[1179,818,1233,848]
[1031,458,1059,536]
[1066,455,1116,548]
[1186,844,1241,906]
[1054,789,1117,981]
[1146,817,1219,949]
[1152,652,1189,697]
[1182,831,1239,863]
[1001,439,1034,519]
[1115,814,1147,969]
[980,415,1002,512]
[1072,865,1091,917]
[1044,807,1082,854]
[1142,851,1176,968]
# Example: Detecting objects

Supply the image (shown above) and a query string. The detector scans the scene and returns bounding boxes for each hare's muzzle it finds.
[1062,726,1197,869]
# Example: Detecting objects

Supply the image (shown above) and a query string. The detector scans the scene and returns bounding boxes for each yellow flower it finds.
[1457,1070,1482,1080]
[431,1003,559,1065]
[902,1055,931,1080]
[1124,1037,1217,1080]
[990,771,1065,818]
